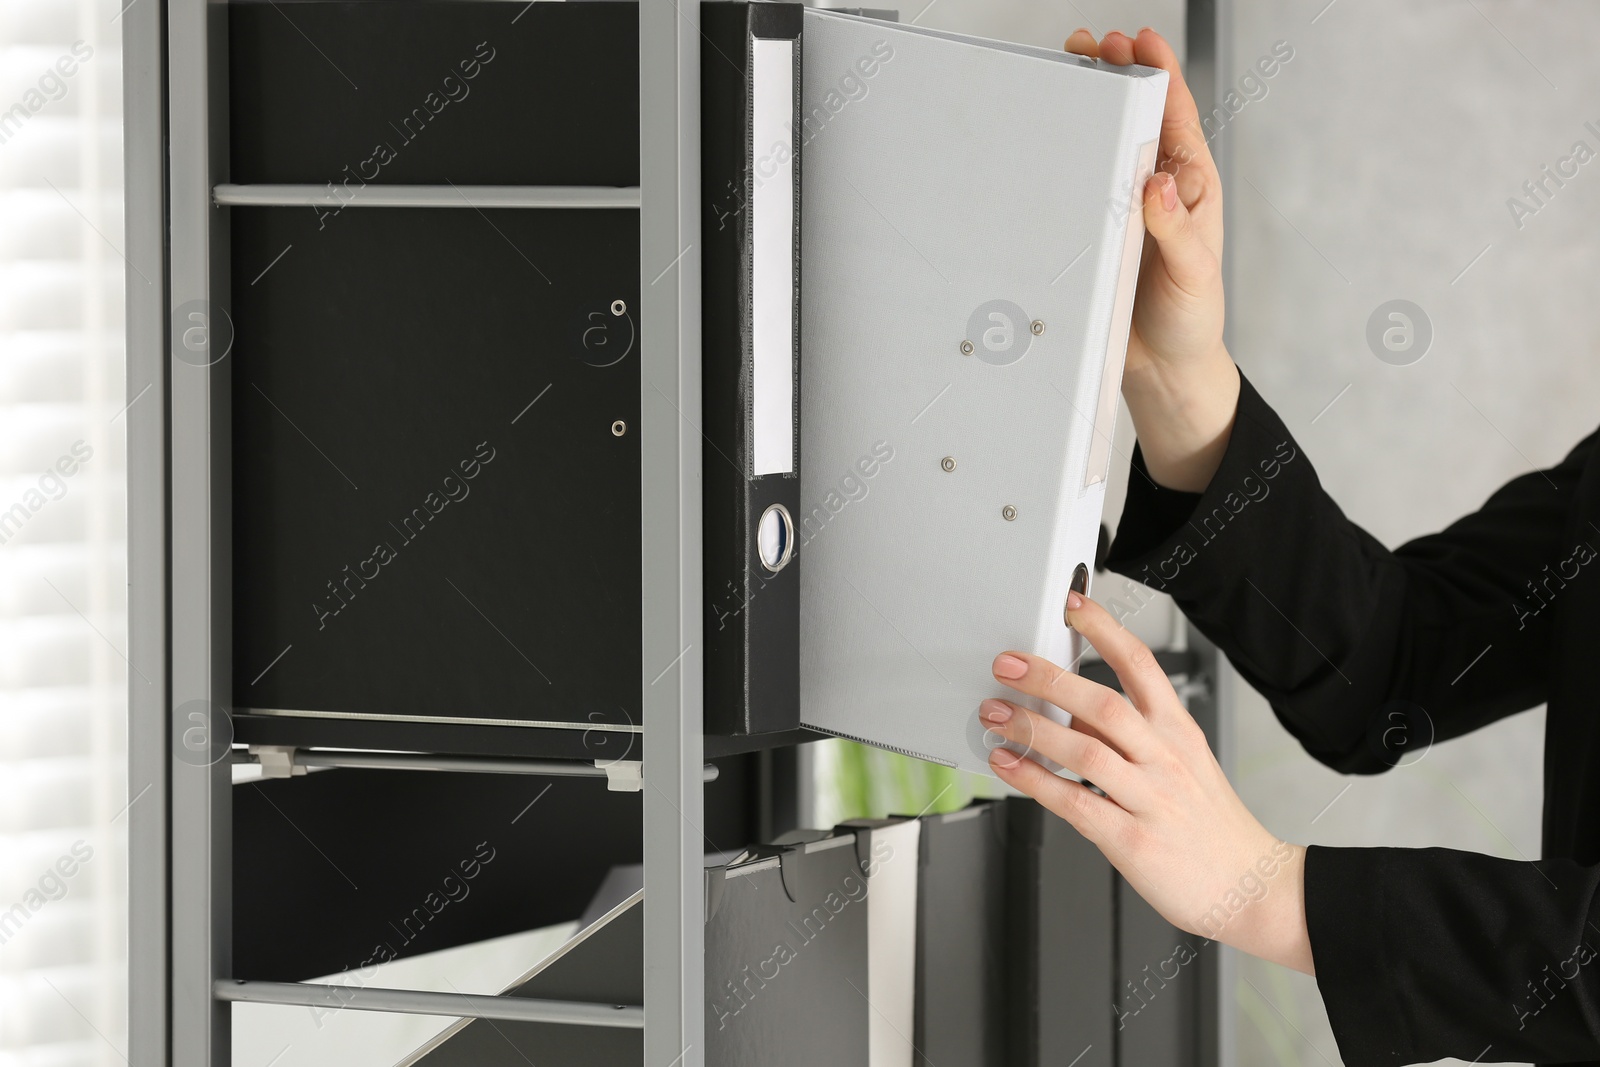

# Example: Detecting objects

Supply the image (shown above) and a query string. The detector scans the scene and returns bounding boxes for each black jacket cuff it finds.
[1304,845,1414,1065]
[1104,370,1310,598]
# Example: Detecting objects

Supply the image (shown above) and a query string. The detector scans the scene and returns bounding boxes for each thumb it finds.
[1142,170,1218,297]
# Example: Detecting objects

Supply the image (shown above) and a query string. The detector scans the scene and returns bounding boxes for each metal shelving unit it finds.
[126,1,725,1061]
[124,1,1233,1064]
[637,0,708,1061]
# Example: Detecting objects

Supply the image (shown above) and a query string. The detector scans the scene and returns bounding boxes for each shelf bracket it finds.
[248,745,305,779]
[603,760,645,792]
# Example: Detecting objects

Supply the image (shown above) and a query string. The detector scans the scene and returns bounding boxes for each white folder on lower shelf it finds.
[836,817,923,1067]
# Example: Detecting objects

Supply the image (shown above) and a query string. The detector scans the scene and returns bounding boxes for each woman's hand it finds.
[982,591,1314,975]
[1065,27,1239,493]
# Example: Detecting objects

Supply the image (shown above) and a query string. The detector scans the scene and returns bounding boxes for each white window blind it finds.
[0,0,126,1064]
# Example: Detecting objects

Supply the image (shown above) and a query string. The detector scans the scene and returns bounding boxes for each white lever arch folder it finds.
[797,11,1168,776]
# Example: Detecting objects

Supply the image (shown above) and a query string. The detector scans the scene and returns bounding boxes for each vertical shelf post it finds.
[1181,1,1235,1063]
[124,0,169,1060]
[640,1,708,1065]
[168,1,232,1063]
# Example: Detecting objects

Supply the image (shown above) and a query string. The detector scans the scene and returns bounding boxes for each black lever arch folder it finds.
[1006,796,1116,1067]
[378,800,1122,1067]
[228,0,806,744]
[229,1,642,744]
[394,836,869,1067]
[913,801,1008,1066]
[701,2,805,735]
[704,837,869,1063]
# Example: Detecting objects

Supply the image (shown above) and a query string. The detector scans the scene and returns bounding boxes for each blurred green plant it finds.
[814,738,1006,826]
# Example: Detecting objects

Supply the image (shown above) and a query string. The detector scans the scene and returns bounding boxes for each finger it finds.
[988,748,1132,848]
[1064,592,1172,716]
[992,651,1160,762]
[1129,28,1218,207]
[1142,170,1220,298]
[978,699,1147,807]
[990,695,1129,759]
[1098,30,1137,66]
[1062,705,1119,752]
[1064,28,1099,58]
[983,693,1129,756]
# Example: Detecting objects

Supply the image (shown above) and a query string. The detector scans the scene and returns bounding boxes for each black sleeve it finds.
[1307,844,1600,1064]
[1106,367,1591,775]
[1106,368,1600,1063]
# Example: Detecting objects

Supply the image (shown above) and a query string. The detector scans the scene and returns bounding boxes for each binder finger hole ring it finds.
[757,503,795,573]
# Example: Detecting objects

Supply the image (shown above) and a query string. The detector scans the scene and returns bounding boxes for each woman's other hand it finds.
[982,591,1314,974]
[1066,27,1240,493]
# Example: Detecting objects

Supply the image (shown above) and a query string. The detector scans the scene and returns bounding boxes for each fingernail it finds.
[1067,591,1085,611]
[980,699,1012,725]
[989,747,1025,773]
[1160,173,1178,211]
[993,654,1028,679]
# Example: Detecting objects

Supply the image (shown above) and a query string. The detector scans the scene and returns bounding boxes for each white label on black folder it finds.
[751,37,796,477]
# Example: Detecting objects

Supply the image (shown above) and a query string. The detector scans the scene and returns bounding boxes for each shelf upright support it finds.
[168,0,233,1063]
[1181,0,1235,1063]
[640,0,708,1065]
[124,0,169,1060]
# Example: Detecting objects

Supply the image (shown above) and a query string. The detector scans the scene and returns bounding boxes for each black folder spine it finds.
[702,2,804,735]
[1006,797,1117,1066]
[913,803,1008,1066]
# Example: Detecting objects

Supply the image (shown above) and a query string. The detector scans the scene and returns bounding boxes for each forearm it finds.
[1209,840,1315,976]
[1121,345,1241,493]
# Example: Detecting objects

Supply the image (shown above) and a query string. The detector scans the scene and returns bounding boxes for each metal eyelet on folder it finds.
[757,503,795,573]
[1065,562,1089,626]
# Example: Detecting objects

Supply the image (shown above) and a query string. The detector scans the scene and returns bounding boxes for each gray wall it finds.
[1227,2,1600,1065]
[905,1,1600,1064]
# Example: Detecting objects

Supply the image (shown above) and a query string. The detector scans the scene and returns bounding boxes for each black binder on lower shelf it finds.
[387,801,1122,1067]
[912,801,1008,1067]
[395,836,869,1067]
[704,836,870,1063]
[1006,796,1117,1067]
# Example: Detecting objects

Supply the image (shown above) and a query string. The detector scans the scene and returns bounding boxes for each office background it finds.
[2,1,1596,1065]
